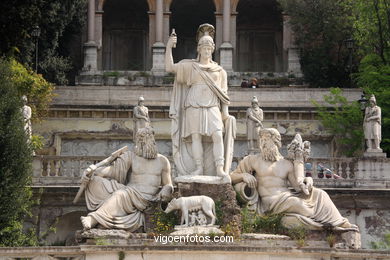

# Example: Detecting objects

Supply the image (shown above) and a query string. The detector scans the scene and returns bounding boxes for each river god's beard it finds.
[135,135,157,159]
[259,138,283,162]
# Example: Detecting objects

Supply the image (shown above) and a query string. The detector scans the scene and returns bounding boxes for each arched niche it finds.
[102,0,149,70]
[236,0,283,72]
[169,0,216,62]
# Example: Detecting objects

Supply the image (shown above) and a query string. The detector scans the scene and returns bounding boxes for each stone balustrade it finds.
[32,155,389,189]
[32,155,105,186]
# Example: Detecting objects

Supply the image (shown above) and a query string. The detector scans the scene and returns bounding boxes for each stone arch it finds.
[98,0,152,11]
[169,0,216,62]
[236,0,283,72]
[232,0,240,12]
[102,0,149,70]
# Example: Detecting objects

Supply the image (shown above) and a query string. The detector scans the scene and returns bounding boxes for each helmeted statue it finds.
[246,96,263,150]
[133,96,150,141]
[364,95,382,152]
[166,24,236,181]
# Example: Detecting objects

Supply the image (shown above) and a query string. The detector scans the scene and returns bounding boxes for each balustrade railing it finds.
[32,155,105,185]
[32,155,389,188]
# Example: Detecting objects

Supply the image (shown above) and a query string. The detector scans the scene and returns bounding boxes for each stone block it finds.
[341,230,361,249]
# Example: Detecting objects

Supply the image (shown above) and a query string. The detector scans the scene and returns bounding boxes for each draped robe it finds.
[232,155,354,230]
[169,60,236,176]
[84,151,165,231]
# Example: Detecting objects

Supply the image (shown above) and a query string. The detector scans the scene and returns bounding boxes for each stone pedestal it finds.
[81,41,98,75]
[75,229,148,245]
[341,230,361,249]
[176,181,241,233]
[151,42,166,73]
[364,149,386,158]
[287,47,302,76]
[170,226,224,236]
[219,42,233,72]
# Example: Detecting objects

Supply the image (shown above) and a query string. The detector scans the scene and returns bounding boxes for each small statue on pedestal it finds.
[133,96,150,141]
[364,95,383,154]
[246,96,263,151]
[22,95,32,140]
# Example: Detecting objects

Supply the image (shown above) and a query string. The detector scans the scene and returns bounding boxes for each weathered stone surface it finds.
[241,233,290,240]
[364,151,386,158]
[174,176,230,185]
[341,230,362,249]
[177,182,242,232]
[51,86,362,108]
[170,226,224,236]
[77,229,133,239]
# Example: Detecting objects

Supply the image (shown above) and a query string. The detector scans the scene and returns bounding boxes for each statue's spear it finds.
[73,146,128,204]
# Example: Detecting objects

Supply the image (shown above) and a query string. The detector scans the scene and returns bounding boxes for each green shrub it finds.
[241,207,287,234]
[151,209,177,234]
[370,233,390,250]
[313,87,364,156]
[0,58,38,246]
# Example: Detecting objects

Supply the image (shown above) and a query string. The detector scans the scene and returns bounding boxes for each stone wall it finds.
[34,86,354,158]
[0,243,389,259]
[28,86,390,250]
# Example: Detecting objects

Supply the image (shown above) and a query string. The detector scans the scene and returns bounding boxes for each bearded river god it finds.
[166,23,236,181]
[230,128,359,231]
[79,127,173,230]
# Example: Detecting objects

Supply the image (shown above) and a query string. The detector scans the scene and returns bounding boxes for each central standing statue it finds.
[166,24,235,181]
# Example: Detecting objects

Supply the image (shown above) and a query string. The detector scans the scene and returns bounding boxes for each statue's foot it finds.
[221,174,231,183]
[216,165,231,183]
[81,216,97,230]
[216,165,226,177]
[338,221,359,232]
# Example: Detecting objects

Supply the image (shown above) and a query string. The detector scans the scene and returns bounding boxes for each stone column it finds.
[81,0,98,74]
[283,14,301,76]
[95,10,104,71]
[152,0,165,73]
[220,0,233,72]
[215,12,223,63]
[163,11,171,46]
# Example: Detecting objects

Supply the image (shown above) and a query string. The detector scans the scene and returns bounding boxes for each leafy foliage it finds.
[371,233,390,250]
[313,88,364,157]
[278,0,355,88]
[8,58,54,121]
[348,0,390,64]
[356,55,390,155]
[241,207,287,234]
[0,58,37,246]
[0,0,86,85]
[150,209,177,234]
